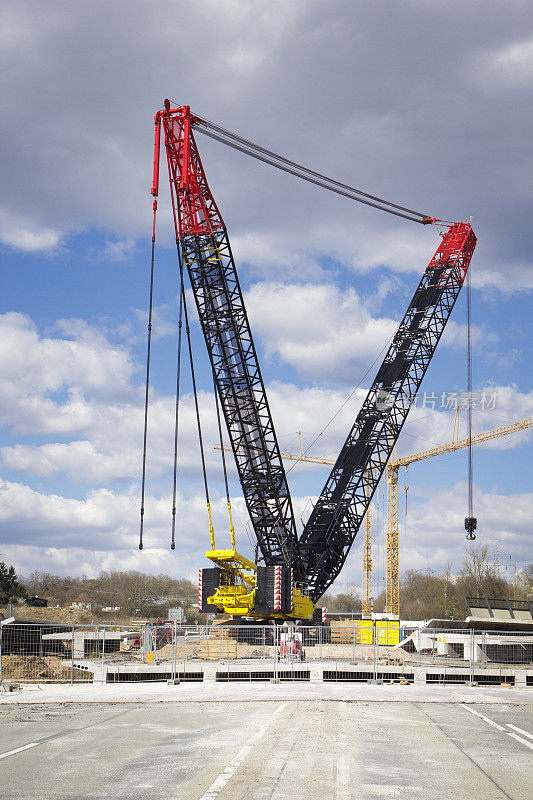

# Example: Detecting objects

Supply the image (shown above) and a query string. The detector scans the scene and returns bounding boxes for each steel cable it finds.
[465,260,476,539]
[170,242,185,550]
[193,118,431,224]
[181,250,216,550]
[139,214,157,550]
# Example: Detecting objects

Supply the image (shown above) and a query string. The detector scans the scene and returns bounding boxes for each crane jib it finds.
[299,223,477,599]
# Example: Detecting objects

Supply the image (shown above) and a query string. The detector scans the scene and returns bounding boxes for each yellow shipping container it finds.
[329,618,400,645]
[358,619,400,646]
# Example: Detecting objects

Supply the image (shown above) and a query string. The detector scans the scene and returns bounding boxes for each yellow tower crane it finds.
[362,470,373,618]
[385,415,533,617]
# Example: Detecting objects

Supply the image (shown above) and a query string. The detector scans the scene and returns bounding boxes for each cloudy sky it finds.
[1,0,532,595]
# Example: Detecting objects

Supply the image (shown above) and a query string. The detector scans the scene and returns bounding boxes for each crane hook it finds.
[465,516,477,541]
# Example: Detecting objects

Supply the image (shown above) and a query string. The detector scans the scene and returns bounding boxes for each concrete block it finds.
[513,671,527,687]
[413,667,427,685]
[203,664,218,682]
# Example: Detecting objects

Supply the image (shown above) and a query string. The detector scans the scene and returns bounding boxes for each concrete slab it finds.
[0,701,531,799]
[1,680,532,704]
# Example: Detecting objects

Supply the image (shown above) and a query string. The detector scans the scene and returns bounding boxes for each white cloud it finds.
[441,319,497,350]
[0,477,251,579]
[245,281,499,383]
[0,312,137,436]
[246,281,397,381]
[1,476,530,589]
[0,312,531,488]
[0,209,61,253]
[0,309,531,585]
[325,483,533,595]
[102,238,136,262]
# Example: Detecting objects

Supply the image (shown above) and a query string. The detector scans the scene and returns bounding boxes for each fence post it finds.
[0,623,3,686]
[373,624,378,682]
[71,625,75,685]
[172,621,176,682]
[469,629,474,684]
[274,625,278,682]
[101,625,106,683]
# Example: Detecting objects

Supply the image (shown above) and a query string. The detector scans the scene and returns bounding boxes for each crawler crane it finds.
[146,101,477,621]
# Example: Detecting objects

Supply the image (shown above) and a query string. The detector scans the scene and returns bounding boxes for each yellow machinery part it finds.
[205,548,257,585]
[207,584,315,620]
[204,548,315,620]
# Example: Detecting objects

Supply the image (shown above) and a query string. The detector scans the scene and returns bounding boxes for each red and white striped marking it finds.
[290,568,294,611]
[273,566,282,611]
[322,607,327,623]
[198,569,202,611]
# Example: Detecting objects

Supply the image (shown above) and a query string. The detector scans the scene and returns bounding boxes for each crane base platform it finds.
[199,550,315,621]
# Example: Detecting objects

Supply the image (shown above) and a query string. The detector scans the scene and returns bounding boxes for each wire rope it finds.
[465,261,476,539]
[139,204,158,550]
[192,117,432,224]
[181,252,216,550]
[212,364,236,550]
[170,243,185,550]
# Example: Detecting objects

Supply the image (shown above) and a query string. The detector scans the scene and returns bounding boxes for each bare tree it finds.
[457,544,508,599]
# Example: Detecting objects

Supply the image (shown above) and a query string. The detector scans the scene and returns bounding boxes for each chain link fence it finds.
[2,621,532,684]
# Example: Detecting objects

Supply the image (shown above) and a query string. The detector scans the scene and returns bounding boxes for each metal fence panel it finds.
[1,622,532,684]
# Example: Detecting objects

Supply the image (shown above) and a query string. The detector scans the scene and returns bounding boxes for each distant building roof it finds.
[464,597,533,623]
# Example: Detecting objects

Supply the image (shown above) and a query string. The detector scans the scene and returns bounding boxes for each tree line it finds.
[322,546,532,619]
[16,569,199,620]
[1,546,531,622]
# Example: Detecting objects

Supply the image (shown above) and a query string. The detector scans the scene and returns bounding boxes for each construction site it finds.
[2,5,533,796]
[2,93,532,799]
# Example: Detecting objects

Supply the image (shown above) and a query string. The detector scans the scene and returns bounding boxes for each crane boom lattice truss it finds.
[385,415,533,615]
[160,105,301,573]
[299,224,477,600]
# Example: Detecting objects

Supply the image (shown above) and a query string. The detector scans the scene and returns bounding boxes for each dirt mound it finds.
[1,654,93,682]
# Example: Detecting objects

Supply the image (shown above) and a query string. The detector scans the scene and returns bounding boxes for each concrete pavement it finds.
[0,701,531,799]
[1,680,532,704]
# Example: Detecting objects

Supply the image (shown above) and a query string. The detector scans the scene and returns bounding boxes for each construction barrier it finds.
[2,621,532,684]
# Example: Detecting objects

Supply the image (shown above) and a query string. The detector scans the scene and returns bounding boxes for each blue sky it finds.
[1,1,532,594]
